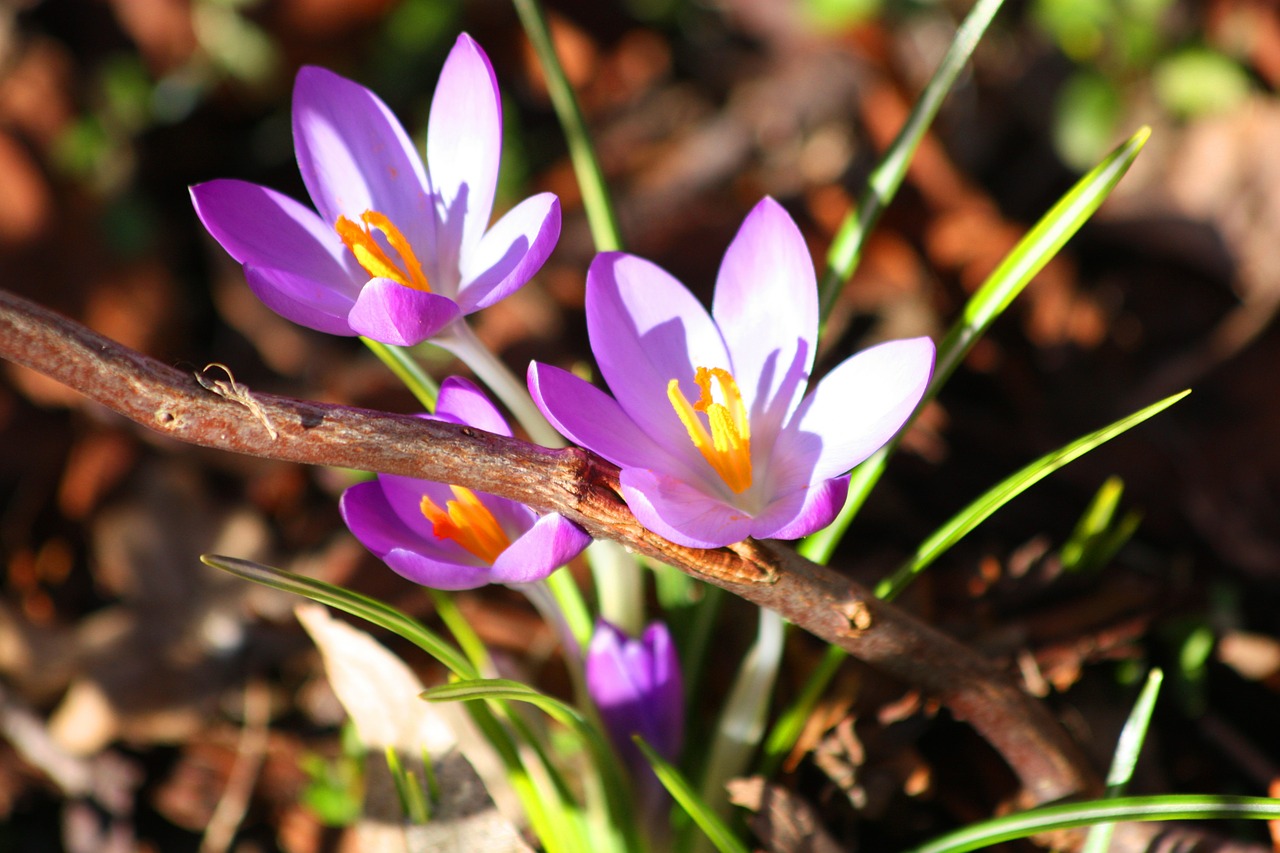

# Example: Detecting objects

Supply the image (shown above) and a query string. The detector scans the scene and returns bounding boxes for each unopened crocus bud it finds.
[586,619,683,820]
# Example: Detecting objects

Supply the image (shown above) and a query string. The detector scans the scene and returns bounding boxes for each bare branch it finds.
[0,288,1097,805]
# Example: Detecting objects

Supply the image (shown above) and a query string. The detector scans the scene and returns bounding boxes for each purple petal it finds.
[191,179,357,284]
[587,252,731,458]
[712,197,818,443]
[528,362,690,474]
[640,622,684,759]
[750,475,849,541]
[244,265,358,335]
[427,34,501,266]
[785,336,935,483]
[587,620,683,763]
[434,376,513,437]
[292,66,435,259]
[456,193,561,313]
[619,468,756,549]
[489,512,591,585]
[341,481,490,589]
[346,279,462,346]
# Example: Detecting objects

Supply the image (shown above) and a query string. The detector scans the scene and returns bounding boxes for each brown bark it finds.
[0,288,1097,806]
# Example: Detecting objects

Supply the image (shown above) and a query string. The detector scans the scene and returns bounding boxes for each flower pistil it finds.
[420,485,511,563]
[336,210,431,292]
[667,366,752,494]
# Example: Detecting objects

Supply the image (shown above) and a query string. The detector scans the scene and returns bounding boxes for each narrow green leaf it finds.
[803,126,1152,566]
[632,736,750,853]
[875,390,1188,601]
[423,678,639,851]
[510,0,622,252]
[202,555,580,852]
[201,554,474,677]
[819,0,1007,318]
[907,795,1280,853]
[758,642,845,776]
[1083,668,1165,853]
[360,337,438,411]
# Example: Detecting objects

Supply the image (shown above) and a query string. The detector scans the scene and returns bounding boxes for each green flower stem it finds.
[434,320,561,447]
[429,588,495,675]
[511,0,623,252]
[360,337,439,411]
[586,539,645,637]
[817,0,1007,320]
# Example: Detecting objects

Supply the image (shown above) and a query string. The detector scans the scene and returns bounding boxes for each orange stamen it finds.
[336,210,431,291]
[667,367,753,493]
[420,485,511,564]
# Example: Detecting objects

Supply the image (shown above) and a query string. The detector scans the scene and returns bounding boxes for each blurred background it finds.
[2,0,1280,849]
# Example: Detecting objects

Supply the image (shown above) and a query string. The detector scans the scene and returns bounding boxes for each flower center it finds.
[667,366,753,494]
[420,485,511,564]
[336,210,431,292]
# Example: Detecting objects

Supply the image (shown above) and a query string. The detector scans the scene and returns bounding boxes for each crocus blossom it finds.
[339,378,589,590]
[530,197,935,549]
[587,619,683,814]
[191,34,560,347]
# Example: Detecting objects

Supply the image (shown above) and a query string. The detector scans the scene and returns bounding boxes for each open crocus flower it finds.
[530,197,935,549]
[587,620,683,816]
[339,378,590,589]
[190,34,560,347]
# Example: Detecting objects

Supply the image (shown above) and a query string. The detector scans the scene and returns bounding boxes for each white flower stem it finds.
[435,320,562,448]
[437,319,647,632]
[693,607,785,849]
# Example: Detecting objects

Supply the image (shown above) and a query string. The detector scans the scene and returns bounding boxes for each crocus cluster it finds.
[339,378,591,590]
[191,34,560,347]
[193,36,935,578]
[531,197,935,549]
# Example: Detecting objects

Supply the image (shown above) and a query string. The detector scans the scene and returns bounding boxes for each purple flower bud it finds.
[587,619,683,815]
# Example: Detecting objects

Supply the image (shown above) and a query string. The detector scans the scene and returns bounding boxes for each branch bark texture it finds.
[0,289,1097,805]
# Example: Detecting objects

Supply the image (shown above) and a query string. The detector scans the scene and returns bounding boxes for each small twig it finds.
[0,288,1097,807]
[195,363,278,440]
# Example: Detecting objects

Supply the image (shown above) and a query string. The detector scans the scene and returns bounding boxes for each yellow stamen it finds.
[667,366,753,494]
[336,210,431,291]
[420,485,511,564]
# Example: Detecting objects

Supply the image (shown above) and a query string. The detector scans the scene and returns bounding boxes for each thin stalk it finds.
[361,337,439,411]
[511,0,624,252]
[434,320,562,447]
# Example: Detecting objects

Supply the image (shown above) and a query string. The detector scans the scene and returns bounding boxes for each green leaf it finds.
[1083,668,1164,853]
[875,390,1188,601]
[422,678,638,852]
[632,736,750,853]
[802,125,1152,566]
[907,795,1280,853]
[201,554,474,677]
[819,0,1008,319]
[1060,475,1139,574]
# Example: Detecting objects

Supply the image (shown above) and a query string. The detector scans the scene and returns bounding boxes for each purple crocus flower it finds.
[587,620,683,815]
[191,34,560,347]
[529,197,935,549]
[339,377,590,590]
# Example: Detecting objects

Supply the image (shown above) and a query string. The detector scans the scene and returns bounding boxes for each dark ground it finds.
[2,0,1280,850]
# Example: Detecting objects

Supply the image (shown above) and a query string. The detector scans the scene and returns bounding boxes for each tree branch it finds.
[0,288,1096,805]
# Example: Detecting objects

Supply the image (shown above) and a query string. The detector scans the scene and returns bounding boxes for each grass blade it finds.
[202,554,474,677]
[1083,668,1165,853]
[907,795,1280,853]
[875,390,1188,601]
[820,0,1007,318]
[632,736,749,853]
[803,126,1152,566]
